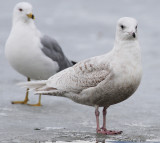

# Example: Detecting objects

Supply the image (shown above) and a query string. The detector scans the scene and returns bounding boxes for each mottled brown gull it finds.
[20,17,142,134]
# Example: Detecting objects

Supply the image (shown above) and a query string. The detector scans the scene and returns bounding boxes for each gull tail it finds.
[35,89,64,97]
[18,80,47,90]
[19,80,85,104]
[18,80,64,96]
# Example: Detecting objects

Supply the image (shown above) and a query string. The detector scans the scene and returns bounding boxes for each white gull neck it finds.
[112,38,141,66]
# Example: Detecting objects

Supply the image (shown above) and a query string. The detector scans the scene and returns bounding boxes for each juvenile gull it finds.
[20,17,142,134]
[5,2,75,106]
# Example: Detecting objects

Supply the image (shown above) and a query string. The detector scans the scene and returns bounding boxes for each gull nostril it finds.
[132,32,136,38]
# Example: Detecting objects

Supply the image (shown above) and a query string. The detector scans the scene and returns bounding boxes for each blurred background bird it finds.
[5,2,76,106]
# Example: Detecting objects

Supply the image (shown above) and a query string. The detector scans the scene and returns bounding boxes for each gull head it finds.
[116,17,138,41]
[13,2,35,23]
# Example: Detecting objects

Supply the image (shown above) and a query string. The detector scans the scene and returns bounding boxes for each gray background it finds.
[0,0,160,143]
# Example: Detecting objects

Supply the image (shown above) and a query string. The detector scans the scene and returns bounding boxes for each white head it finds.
[13,2,35,24]
[116,17,138,41]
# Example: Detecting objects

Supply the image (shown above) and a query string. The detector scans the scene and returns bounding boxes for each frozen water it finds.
[0,0,160,143]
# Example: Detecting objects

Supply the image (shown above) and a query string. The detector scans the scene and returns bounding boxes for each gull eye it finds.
[120,25,125,30]
[19,8,23,12]
[135,25,137,30]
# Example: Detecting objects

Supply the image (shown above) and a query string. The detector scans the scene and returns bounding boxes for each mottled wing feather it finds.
[47,55,111,93]
[41,35,73,71]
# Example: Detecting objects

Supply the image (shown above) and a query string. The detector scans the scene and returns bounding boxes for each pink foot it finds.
[97,128,122,135]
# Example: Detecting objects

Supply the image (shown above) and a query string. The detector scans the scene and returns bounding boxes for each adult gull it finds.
[5,2,75,106]
[20,17,142,134]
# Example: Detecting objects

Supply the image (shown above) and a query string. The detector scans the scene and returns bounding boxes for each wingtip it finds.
[71,61,77,65]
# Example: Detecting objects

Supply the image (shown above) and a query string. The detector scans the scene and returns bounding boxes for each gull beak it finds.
[129,31,136,38]
[27,13,35,19]
[132,32,136,38]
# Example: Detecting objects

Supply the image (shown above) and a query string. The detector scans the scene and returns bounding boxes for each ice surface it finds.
[0,0,160,142]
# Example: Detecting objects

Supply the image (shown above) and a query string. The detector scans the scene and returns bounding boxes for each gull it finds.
[20,17,142,134]
[5,2,75,106]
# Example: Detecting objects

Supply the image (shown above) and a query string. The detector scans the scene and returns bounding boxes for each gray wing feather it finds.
[41,35,73,71]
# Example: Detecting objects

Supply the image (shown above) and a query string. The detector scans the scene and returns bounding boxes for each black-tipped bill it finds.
[27,13,35,19]
[132,32,136,38]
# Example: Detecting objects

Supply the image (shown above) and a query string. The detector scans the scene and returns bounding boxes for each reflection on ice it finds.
[0,112,8,116]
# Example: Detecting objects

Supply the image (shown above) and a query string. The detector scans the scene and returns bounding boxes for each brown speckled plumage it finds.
[20,17,142,135]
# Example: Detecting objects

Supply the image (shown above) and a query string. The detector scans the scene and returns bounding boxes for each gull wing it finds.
[40,35,73,71]
[45,54,112,93]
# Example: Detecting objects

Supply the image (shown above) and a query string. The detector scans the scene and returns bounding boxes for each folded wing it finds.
[45,55,112,93]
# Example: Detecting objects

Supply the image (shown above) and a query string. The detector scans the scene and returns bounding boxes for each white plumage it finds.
[5,2,74,106]
[20,17,142,134]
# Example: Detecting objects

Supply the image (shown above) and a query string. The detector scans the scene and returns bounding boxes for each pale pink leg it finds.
[100,107,122,135]
[95,106,101,133]
[102,107,107,130]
